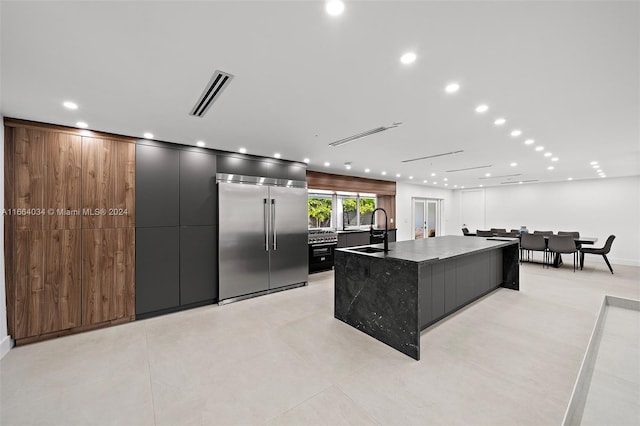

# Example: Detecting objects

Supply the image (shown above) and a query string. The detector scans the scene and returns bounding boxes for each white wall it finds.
[395,182,454,241]
[0,113,10,359]
[450,176,640,266]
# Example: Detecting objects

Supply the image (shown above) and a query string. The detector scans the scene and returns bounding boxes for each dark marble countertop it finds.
[337,235,518,263]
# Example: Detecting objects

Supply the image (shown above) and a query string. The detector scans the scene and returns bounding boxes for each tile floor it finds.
[1,260,639,425]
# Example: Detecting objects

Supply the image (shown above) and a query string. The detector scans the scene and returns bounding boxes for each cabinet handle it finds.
[271,199,277,250]
[264,198,269,251]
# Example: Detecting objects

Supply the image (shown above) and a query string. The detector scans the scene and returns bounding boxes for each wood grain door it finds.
[82,228,135,325]
[14,229,81,339]
[82,137,135,229]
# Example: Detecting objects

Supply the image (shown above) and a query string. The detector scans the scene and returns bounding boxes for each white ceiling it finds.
[1,1,638,189]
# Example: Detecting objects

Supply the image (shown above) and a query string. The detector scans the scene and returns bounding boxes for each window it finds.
[309,191,376,229]
[308,193,333,228]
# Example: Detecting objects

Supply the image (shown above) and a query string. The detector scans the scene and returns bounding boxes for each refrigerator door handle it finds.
[271,199,277,250]
[264,198,269,251]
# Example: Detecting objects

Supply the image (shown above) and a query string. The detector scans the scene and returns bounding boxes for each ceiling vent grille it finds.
[402,150,464,163]
[328,123,402,147]
[445,165,493,173]
[189,70,234,117]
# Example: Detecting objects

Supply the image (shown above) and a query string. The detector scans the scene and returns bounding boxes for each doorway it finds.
[413,198,441,239]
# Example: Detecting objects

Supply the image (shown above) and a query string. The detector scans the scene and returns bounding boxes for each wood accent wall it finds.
[4,118,136,343]
[306,170,396,195]
[306,170,397,226]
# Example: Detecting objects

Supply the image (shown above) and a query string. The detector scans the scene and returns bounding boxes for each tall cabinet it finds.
[4,120,135,344]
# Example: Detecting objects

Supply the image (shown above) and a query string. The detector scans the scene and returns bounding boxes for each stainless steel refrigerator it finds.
[218,176,308,302]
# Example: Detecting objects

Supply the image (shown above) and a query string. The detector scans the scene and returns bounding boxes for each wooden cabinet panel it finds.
[14,230,81,339]
[82,137,135,229]
[44,132,82,230]
[82,228,135,325]
[14,127,45,230]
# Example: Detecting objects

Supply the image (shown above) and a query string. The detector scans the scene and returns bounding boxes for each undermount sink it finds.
[350,246,388,254]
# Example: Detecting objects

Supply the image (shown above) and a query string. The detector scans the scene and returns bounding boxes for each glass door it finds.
[413,198,441,239]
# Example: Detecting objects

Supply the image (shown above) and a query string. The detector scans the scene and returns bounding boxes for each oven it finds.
[308,229,338,273]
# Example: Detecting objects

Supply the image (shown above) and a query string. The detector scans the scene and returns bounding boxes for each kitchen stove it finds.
[308,229,338,273]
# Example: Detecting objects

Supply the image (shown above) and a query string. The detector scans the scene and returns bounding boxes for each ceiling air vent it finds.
[189,70,234,117]
[402,150,464,163]
[329,122,402,147]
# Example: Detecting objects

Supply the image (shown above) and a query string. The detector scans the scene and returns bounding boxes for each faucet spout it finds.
[369,208,389,252]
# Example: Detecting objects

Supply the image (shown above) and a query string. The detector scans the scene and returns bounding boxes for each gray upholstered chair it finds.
[476,230,494,237]
[558,231,581,250]
[490,228,506,234]
[580,235,616,274]
[547,235,578,272]
[462,227,471,236]
[520,233,548,265]
[533,230,554,236]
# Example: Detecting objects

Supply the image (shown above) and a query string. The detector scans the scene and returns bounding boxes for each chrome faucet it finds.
[370,208,389,252]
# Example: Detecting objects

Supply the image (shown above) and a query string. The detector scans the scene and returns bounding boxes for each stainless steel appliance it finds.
[308,229,338,273]
[218,174,308,302]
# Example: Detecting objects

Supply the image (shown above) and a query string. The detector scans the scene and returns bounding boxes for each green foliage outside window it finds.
[308,198,332,227]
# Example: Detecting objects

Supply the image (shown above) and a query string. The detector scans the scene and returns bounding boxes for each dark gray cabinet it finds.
[136,227,180,315]
[180,226,217,305]
[337,230,397,248]
[217,155,270,177]
[136,144,179,227]
[180,150,217,226]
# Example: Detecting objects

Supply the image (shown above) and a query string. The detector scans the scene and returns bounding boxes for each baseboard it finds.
[0,334,14,360]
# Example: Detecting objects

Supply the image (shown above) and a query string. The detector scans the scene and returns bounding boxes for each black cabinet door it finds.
[180,150,217,226]
[136,145,179,227]
[136,227,180,315]
[217,155,270,177]
[180,226,218,305]
[288,164,307,181]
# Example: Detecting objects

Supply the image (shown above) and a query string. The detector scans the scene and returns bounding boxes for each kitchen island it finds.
[334,235,519,360]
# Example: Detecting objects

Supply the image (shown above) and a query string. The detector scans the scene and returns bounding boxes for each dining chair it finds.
[533,230,554,236]
[547,235,578,272]
[520,233,548,266]
[490,228,506,233]
[462,227,471,236]
[580,235,616,274]
[558,231,581,250]
[476,230,494,237]
[497,231,518,237]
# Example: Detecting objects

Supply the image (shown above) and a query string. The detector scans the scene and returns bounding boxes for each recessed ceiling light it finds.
[63,101,78,110]
[479,185,484,187]
[444,184,448,187]
[524,139,534,145]
[454,185,458,188]
[592,165,600,169]
[494,118,506,126]
[431,172,436,177]
[409,176,414,180]
[196,141,205,147]
[433,181,437,185]
[443,178,448,181]
[510,162,517,167]
[445,83,460,93]
[303,158,310,163]
[400,52,417,64]
[395,173,401,178]
[239,147,247,154]
[510,130,522,137]
[76,121,88,128]
[324,162,330,167]
[551,157,559,162]
[274,153,281,158]
[544,152,552,157]
[381,171,387,175]
[364,168,370,173]
[325,0,344,16]
[590,161,598,165]
[548,166,554,170]
[423,180,428,183]
[518,181,523,185]
[475,104,489,113]
[568,177,573,181]
[461,186,465,189]
[485,173,491,177]
[535,146,544,151]
[143,132,154,139]
[345,165,351,170]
